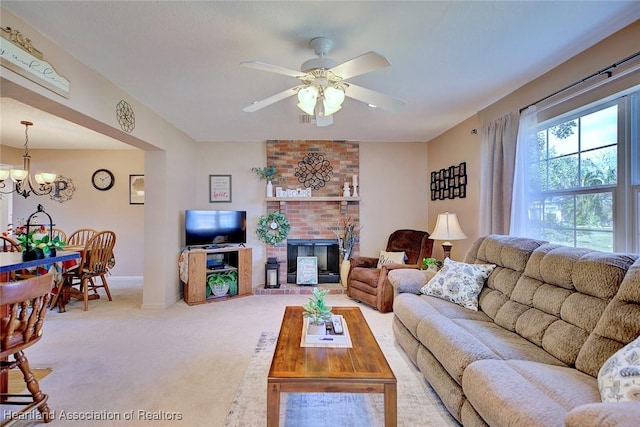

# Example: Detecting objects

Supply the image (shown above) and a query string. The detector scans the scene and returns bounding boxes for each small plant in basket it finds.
[303,288,333,331]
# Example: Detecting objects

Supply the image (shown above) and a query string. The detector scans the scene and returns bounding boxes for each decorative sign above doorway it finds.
[0,27,70,98]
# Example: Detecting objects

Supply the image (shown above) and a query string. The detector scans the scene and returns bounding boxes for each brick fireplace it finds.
[264,140,360,288]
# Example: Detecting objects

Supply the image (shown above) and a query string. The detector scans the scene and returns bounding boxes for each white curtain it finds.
[479,112,519,236]
[509,106,539,237]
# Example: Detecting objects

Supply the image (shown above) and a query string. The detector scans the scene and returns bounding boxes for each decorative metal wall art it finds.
[49,175,76,203]
[116,100,135,133]
[295,152,333,190]
[430,161,467,201]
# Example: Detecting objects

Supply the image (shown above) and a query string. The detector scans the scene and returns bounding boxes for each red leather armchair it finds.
[347,229,433,312]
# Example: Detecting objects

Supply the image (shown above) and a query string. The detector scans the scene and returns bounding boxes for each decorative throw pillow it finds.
[377,251,406,269]
[598,335,640,402]
[420,257,496,311]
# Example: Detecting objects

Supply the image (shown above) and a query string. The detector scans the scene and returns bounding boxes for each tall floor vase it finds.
[340,259,351,287]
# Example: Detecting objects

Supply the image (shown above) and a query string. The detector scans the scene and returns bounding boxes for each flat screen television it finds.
[185,210,247,247]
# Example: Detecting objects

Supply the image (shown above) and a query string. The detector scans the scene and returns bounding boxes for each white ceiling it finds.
[1,1,639,150]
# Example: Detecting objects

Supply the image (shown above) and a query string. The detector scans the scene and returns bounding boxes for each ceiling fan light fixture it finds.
[297,86,318,116]
[323,86,345,116]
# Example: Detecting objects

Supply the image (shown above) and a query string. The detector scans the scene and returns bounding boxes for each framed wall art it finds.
[209,174,232,203]
[129,174,145,205]
[430,161,467,201]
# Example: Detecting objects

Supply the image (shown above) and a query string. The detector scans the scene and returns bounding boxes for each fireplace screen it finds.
[287,239,340,284]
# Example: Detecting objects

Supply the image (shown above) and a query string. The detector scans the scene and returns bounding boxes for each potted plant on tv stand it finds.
[302,288,333,336]
[207,270,238,297]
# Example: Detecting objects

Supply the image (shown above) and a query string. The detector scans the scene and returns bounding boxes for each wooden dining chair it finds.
[66,228,97,247]
[1,236,24,281]
[59,230,116,311]
[0,273,55,423]
[0,235,22,252]
[51,227,67,243]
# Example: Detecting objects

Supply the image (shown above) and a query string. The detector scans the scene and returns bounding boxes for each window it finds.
[520,88,639,252]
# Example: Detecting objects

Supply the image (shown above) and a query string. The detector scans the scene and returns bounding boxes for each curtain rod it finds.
[520,50,640,113]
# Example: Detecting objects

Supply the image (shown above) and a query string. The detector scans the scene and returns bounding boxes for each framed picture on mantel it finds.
[209,174,232,202]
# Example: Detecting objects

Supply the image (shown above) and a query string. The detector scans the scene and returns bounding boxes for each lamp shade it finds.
[10,169,28,182]
[430,212,467,242]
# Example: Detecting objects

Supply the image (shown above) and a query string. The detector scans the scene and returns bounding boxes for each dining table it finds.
[0,250,81,400]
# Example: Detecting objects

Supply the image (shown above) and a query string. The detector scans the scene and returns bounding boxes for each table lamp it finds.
[429,212,467,259]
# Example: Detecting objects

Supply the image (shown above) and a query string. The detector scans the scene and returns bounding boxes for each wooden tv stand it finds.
[184,246,252,305]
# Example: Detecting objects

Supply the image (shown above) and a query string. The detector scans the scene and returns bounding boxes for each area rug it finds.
[224,332,459,427]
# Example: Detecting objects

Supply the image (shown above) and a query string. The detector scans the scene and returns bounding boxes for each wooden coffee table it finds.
[267,306,397,426]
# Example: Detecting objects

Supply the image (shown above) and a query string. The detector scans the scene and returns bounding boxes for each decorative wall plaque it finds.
[0,27,70,98]
[49,175,76,203]
[430,161,467,200]
[294,152,333,190]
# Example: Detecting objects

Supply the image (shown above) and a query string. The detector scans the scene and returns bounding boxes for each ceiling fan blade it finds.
[345,83,406,112]
[243,87,298,112]
[330,51,391,80]
[241,61,304,78]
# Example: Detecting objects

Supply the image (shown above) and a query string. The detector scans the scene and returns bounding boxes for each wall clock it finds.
[92,169,115,191]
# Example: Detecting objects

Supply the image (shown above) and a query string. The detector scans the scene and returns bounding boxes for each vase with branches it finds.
[332,216,361,287]
[332,216,360,261]
[251,166,281,182]
[252,166,281,198]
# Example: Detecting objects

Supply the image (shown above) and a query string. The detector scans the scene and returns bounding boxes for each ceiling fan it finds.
[241,37,406,127]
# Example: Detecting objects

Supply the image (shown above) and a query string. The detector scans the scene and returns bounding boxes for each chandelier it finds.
[0,120,57,199]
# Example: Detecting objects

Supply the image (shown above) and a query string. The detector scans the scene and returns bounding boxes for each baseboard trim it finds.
[108,276,144,282]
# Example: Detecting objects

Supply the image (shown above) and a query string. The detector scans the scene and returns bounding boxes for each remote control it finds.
[332,316,344,334]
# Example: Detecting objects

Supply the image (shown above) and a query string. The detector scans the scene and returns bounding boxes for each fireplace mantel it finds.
[268,196,359,214]
[268,197,360,202]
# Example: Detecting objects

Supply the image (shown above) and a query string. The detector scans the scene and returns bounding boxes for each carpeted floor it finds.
[224,332,459,427]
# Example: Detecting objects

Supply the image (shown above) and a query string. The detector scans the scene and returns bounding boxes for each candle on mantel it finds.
[353,175,358,187]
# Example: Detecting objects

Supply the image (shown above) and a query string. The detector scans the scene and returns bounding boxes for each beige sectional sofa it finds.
[391,234,640,426]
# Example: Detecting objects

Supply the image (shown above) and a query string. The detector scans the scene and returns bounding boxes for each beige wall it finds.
[194,140,430,285]
[5,148,144,277]
[427,115,481,260]
[427,20,640,260]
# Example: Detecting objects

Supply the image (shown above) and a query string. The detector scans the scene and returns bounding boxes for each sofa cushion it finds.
[463,359,600,427]
[598,334,640,402]
[420,258,495,311]
[576,256,640,377]
[376,250,405,269]
[393,293,492,339]
[565,401,640,427]
[417,316,566,385]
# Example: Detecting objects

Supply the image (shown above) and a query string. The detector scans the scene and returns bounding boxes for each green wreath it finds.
[256,211,290,245]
